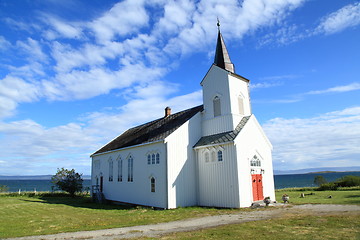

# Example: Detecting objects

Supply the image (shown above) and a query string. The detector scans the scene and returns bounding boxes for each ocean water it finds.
[0,172,360,192]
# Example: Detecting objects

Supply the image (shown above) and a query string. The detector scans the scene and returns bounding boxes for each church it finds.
[91,27,275,209]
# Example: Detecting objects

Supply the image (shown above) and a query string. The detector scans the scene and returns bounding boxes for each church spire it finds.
[214,20,235,73]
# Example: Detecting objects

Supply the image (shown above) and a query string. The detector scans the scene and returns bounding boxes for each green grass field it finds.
[0,193,241,238]
[0,189,359,239]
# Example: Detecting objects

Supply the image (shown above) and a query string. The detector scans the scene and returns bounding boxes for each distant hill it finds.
[274,166,360,175]
[0,175,91,180]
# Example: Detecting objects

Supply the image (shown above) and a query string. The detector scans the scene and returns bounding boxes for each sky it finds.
[0,0,359,176]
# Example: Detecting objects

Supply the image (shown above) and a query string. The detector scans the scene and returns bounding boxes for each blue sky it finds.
[0,0,359,176]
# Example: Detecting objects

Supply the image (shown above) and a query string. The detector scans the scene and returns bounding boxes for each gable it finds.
[92,105,204,156]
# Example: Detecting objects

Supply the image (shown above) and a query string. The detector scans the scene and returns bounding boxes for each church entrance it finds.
[252,174,264,201]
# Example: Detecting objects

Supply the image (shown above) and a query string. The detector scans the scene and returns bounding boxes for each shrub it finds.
[317,182,338,191]
[335,175,360,187]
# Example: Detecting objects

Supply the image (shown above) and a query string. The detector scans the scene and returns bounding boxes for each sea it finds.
[1,172,360,192]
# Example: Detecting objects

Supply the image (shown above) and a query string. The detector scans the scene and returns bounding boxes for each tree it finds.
[335,175,360,187]
[0,185,8,192]
[314,175,327,186]
[51,168,83,197]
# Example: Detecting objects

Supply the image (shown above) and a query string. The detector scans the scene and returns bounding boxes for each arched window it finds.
[150,177,155,192]
[128,156,134,182]
[218,150,223,162]
[238,96,244,115]
[250,155,261,167]
[213,96,221,117]
[156,153,160,164]
[108,159,113,182]
[211,151,216,162]
[205,152,209,163]
[151,153,155,164]
[118,159,122,182]
[147,154,151,165]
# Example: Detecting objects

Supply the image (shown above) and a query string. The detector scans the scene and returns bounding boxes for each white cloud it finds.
[259,2,360,47]
[40,14,83,40]
[16,38,48,63]
[306,82,360,95]
[0,75,40,118]
[89,0,149,43]
[263,106,360,170]
[316,2,360,35]
[0,36,11,51]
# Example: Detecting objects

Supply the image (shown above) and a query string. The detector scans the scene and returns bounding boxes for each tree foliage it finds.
[0,185,8,192]
[335,175,360,187]
[51,168,83,197]
[314,175,327,186]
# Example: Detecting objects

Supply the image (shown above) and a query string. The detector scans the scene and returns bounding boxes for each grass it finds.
[0,189,359,238]
[275,188,360,205]
[0,193,242,238]
[140,214,360,239]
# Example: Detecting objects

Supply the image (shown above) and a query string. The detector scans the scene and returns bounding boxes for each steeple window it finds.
[213,96,221,117]
[238,96,244,115]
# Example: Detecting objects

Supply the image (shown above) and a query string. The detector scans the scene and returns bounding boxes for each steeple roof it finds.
[214,26,235,73]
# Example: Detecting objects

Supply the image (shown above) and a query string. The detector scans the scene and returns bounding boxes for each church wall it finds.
[91,141,167,208]
[165,112,202,209]
[202,66,235,136]
[196,143,240,208]
[234,115,275,207]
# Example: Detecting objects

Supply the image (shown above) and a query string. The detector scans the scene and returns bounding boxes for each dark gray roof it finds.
[93,105,203,155]
[214,30,235,73]
[193,116,250,148]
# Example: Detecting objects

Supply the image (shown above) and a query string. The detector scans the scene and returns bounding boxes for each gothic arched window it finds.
[213,96,221,117]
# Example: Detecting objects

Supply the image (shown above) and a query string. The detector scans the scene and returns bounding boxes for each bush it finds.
[317,182,338,191]
[335,175,360,187]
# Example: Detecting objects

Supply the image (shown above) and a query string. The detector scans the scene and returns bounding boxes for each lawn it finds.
[0,189,359,238]
[275,188,360,205]
[0,193,241,238]
[141,214,360,239]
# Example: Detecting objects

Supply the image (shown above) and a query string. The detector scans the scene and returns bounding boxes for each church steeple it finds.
[214,20,235,73]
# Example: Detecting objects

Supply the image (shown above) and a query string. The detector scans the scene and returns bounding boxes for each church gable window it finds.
[147,152,160,165]
[128,156,134,182]
[205,152,209,163]
[213,96,221,117]
[218,150,223,162]
[108,158,113,182]
[152,153,156,164]
[250,155,261,167]
[156,153,160,164]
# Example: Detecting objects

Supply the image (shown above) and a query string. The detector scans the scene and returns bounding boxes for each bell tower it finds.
[201,22,252,136]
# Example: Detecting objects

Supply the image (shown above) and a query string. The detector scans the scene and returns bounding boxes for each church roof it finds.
[193,116,250,148]
[92,105,204,155]
[214,30,235,73]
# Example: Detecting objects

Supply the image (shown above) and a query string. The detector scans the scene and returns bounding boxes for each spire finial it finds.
[217,17,220,31]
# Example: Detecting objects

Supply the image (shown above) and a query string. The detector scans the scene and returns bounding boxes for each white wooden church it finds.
[91,27,275,209]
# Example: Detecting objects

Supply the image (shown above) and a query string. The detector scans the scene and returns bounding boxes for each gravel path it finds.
[8,204,360,240]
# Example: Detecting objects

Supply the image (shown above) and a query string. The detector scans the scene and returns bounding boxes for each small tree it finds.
[335,175,360,187]
[314,175,327,186]
[52,168,83,197]
[0,185,8,192]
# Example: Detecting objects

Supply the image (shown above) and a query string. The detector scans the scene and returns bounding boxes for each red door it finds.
[252,174,264,201]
